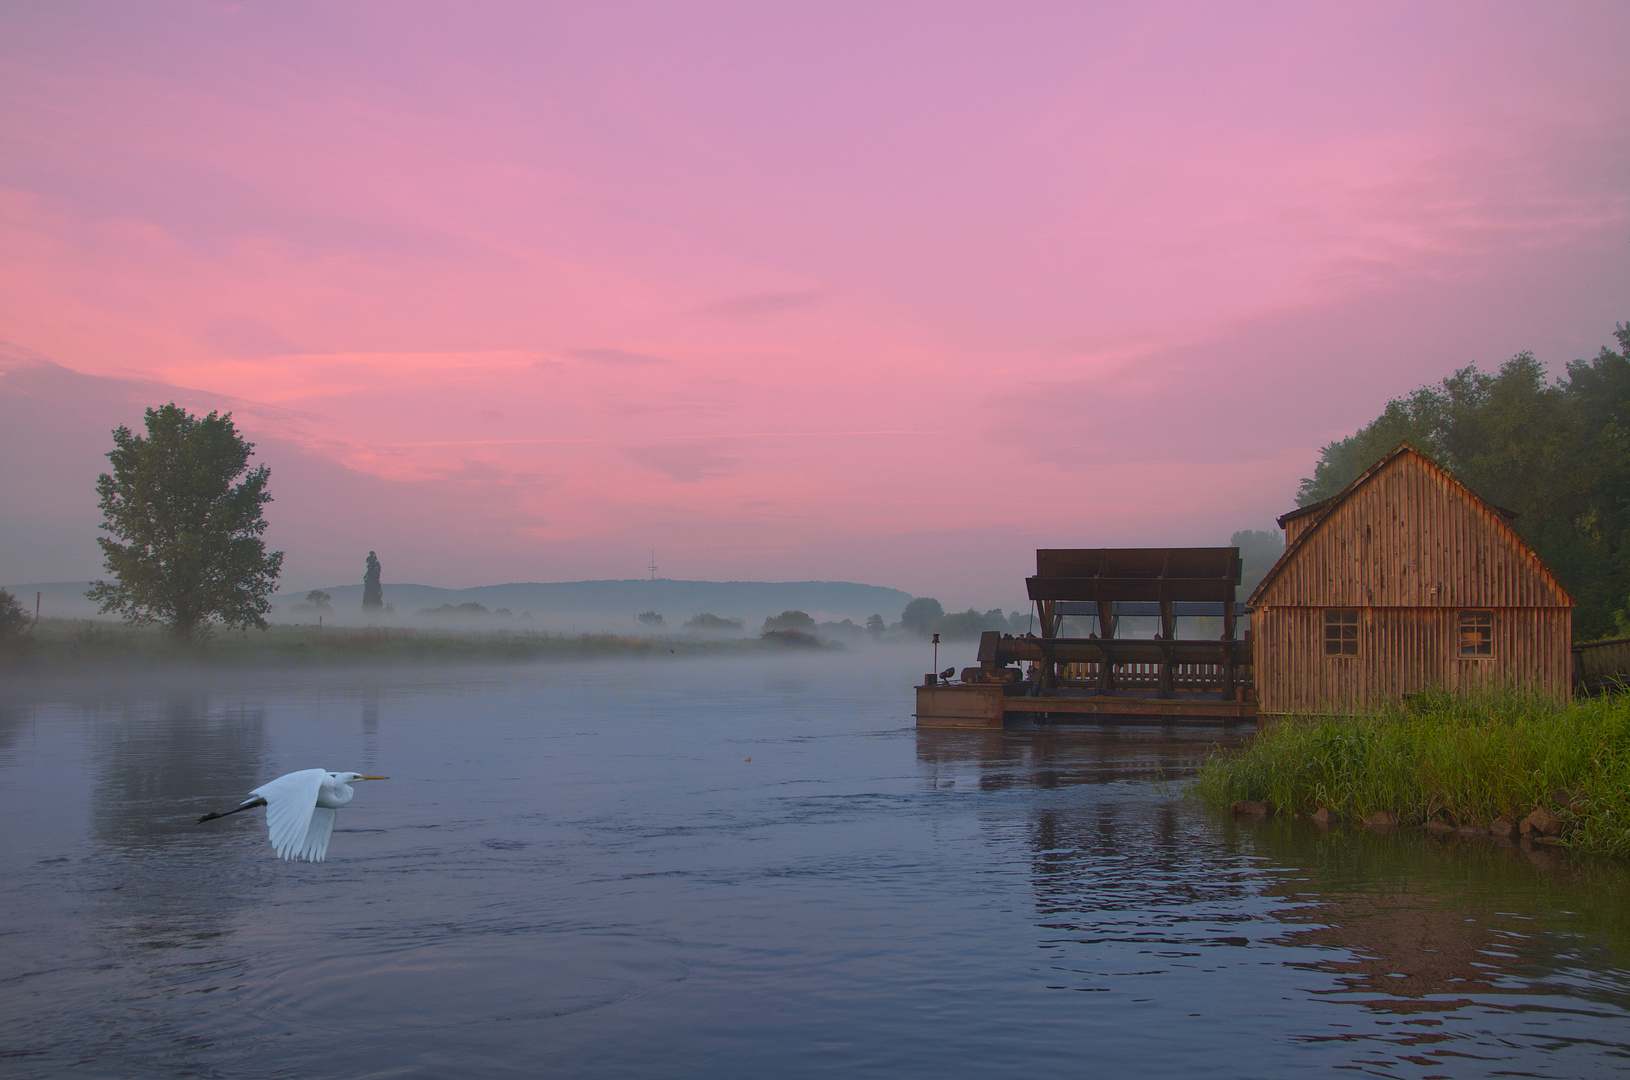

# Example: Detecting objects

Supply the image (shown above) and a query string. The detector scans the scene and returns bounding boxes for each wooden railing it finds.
[1057,661,1245,692]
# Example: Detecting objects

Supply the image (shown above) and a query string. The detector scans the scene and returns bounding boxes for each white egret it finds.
[197,770,389,862]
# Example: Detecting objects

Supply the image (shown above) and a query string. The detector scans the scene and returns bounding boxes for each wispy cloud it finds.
[698,288,834,319]
[625,440,743,482]
[566,347,668,366]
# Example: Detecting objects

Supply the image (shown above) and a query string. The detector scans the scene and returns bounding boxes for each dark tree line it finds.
[1298,323,1630,639]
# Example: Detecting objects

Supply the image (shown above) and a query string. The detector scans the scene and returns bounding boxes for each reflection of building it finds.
[1252,446,1573,715]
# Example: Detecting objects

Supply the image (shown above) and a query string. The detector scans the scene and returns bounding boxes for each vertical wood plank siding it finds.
[1254,450,1572,715]
[1283,514,1316,547]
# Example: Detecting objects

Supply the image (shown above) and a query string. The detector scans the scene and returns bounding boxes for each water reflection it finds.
[916,725,1630,1074]
[90,697,268,849]
[0,701,32,758]
[914,726,1241,792]
[3,666,1627,1080]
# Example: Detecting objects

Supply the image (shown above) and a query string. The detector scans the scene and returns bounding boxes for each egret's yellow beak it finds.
[358,775,390,781]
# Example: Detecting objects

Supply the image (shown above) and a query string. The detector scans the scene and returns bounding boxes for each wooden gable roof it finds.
[1249,445,1572,610]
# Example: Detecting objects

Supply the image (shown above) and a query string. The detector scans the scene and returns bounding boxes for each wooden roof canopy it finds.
[1028,547,1242,604]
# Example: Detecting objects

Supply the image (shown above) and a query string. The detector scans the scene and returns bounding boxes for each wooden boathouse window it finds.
[1324,610,1359,656]
[1458,611,1493,657]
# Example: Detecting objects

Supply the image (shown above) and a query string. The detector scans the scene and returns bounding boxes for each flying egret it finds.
[197,769,388,862]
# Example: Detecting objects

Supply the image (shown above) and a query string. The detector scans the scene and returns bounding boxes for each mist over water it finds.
[2,653,1627,1078]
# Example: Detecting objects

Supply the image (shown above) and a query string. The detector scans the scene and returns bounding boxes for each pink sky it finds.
[2,2,1628,609]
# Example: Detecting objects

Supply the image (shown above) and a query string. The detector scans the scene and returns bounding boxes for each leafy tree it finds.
[763,610,815,633]
[363,551,383,610]
[638,611,665,627]
[685,613,744,632]
[865,613,885,637]
[938,608,1020,641]
[900,597,944,638]
[303,590,333,610]
[417,602,489,617]
[87,404,282,638]
[0,588,29,640]
[1296,324,1630,637]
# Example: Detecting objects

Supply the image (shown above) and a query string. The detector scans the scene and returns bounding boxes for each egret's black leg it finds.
[197,796,268,824]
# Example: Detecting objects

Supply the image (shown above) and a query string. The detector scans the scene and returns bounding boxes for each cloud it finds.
[625,440,743,482]
[698,288,833,319]
[199,316,302,358]
[566,347,668,366]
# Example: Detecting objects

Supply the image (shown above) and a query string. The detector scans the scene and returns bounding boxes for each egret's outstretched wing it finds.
[252,769,327,861]
[298,808,337,862]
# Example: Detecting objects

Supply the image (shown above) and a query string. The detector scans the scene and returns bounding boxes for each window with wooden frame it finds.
[1323,609,1358,656]
[1458,610,1493,657]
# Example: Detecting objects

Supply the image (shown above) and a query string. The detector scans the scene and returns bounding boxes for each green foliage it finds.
[685,612,744,632]
[1194,690,1630,859]
[762,609,815,632]
[1296,324,1630,638]
[363,551,383,610]
[865,614,885,637]
[87,403,283,638]
[939,607,1021,641]
[418,602,491,617]
[900,597,944,637]
[303,590,333,609]
[637,610,666,627]
[0,588,29,640]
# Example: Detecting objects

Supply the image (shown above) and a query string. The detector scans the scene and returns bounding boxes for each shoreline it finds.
[0,618,839,673]
[1194,689,1630,860]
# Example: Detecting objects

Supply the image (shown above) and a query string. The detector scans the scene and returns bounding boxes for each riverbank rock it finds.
[1365,810,1399,830]
[1551,788,1586,813]
[1231,800,1269,817]
[1458,824,1490,837]
[1425,818,1456,834]
[1490,818,1516,837]
[1311,807,1335,828]
[1521,807,1563,838]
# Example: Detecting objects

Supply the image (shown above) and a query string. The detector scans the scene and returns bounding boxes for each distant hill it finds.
[9,578,917,630]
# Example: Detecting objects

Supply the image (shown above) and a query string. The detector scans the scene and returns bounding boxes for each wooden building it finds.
[916,547,1255,726]
[1250,445,1573,716]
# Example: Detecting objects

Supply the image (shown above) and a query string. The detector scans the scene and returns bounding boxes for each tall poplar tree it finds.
[363,551,383,610]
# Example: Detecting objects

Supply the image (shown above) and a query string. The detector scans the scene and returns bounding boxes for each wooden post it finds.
[1096,598,1115,693]
[1157,597,1175,696]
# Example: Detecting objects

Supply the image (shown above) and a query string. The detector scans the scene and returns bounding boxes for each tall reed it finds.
[1193,690,1630,859]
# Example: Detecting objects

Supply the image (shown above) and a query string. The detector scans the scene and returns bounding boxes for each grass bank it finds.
[0,618,808,670]
[1194,690,1630,859]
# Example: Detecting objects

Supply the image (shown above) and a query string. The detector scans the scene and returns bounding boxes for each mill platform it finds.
[916,548,1257,727]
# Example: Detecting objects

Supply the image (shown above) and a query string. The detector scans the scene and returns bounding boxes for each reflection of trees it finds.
[0,701,31,757]
[91,697,267,850]
[87,695,271,957]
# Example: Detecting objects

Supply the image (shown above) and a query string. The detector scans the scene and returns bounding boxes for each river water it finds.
[2,651,1627,1078]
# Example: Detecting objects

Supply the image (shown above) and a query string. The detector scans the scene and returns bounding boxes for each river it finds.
[2,650,1627,1078]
